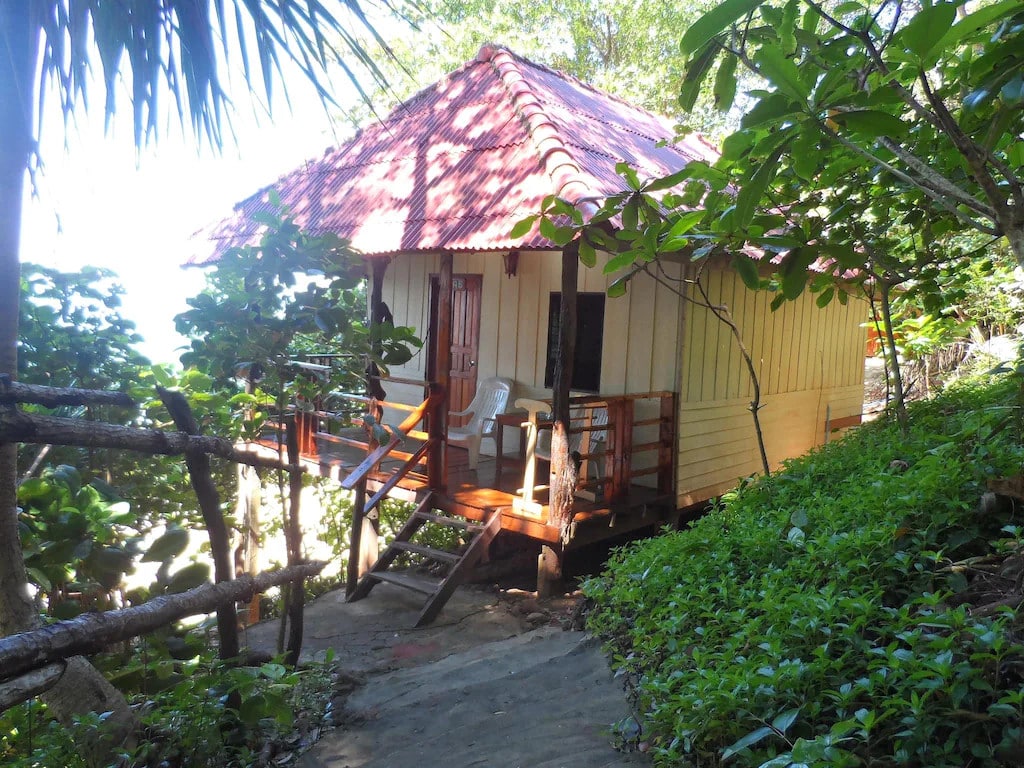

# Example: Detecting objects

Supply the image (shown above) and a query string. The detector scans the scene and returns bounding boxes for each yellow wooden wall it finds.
[676,266,867,507]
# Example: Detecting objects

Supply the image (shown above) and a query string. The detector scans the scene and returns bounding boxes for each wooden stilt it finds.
[537,544,563,598]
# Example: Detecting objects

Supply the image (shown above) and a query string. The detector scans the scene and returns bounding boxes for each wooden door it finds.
[428,274,482,426]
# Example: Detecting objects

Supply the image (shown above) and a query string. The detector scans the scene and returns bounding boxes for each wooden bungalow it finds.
[192,45,866,623]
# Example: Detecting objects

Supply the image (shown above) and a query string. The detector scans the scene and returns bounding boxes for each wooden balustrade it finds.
[515,391,676,514]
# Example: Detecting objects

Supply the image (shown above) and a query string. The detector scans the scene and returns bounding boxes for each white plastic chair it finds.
[448,377,513,469]
[515,399,608,505]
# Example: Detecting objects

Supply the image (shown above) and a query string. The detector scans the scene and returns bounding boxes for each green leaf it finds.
[607,275,629,298]
[18,477,52,502]
[831,110,909,137]
[680,41,720,112]
[741,93,799,129]
[781,247,815,299]
[816,286,835,307]
[722,726,774,760]
[681,0,765,56]
[714,52,739,112]
[167,562,210,593]
[733,255,761,290]
[604,251,638,275]
[935,0,1021,57]
[142,526,189,563]
[578,238,597,268]
[895,3,957,60]
[734,144,786,230]
[645,167,693,192]
[754,46,809,102]
[509,215,537,239]
[772,707,801,735]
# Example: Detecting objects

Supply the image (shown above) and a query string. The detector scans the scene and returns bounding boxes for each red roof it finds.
[189,44,718,264]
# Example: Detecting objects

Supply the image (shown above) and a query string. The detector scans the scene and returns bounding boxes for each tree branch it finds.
[0,376,135,408]
[819,124,999,233]
[0,409,305,473]
[874,137,998,220]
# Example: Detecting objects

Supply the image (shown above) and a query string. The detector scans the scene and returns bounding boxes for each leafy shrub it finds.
[585,376,1024,767]
[1,650,340,767]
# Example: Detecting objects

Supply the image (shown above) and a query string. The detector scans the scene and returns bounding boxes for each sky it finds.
[20,51,366,366]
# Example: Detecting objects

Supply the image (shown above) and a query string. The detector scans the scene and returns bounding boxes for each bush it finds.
[585,376,1024,767]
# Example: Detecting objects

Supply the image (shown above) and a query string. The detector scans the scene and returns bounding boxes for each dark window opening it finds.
[544,292,605,393]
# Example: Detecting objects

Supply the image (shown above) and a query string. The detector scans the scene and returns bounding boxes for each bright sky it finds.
[20,59,361,366]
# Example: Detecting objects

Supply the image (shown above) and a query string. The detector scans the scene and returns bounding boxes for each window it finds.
[544,292,605,392]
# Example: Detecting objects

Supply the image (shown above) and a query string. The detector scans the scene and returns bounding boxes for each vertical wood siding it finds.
[375,254,865,502]
[676,267,867,507]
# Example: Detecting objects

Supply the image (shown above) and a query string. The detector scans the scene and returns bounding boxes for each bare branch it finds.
[0,376,135,408]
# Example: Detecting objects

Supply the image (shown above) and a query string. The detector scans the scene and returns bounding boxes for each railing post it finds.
[658,393,676,497]
[613,399,633,502]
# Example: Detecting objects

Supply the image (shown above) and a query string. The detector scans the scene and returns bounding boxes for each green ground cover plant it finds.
[585,375,1024,767]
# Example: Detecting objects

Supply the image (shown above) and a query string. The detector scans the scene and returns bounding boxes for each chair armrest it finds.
[449,407,474,418]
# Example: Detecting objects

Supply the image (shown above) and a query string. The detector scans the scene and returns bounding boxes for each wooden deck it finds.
[301,430,676,549]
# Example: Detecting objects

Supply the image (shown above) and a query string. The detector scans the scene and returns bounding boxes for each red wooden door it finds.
[429,274,482,427]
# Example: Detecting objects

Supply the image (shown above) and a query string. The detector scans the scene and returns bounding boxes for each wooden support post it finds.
[537,544,563,599]
[346,479,368,597]
[550,242,580,538]
[430,253,453,494]
[366,257,390,401]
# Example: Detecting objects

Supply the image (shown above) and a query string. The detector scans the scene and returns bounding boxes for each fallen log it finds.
[0,409,304,473]
[0,561,325,686]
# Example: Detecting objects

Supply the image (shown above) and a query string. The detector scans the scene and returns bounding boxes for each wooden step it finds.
[392,540,461,564]
[413,509,484,533]
[369,570,441,596]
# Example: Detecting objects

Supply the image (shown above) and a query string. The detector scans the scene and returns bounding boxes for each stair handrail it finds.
[339,383,445,492]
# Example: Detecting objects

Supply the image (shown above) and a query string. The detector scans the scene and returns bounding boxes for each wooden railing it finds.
[516,391,676,515]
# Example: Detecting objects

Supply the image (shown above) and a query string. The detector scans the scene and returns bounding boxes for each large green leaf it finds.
[894,3,958,60]
[733,254,761,290]
[935,0,1023,57]
[734,144,787,230]
[714,52,739,112]
[754,47,809,102]
[831,110,909,137]
[681,0,766,56]
[680,40,721,112]
[142,526,189,564]
[741,93,799,129]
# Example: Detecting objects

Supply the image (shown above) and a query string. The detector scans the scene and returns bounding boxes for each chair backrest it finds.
[516,401,608,460]
[464,377,512,435]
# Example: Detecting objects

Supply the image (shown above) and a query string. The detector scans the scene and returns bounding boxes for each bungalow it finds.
[192,45,866,621]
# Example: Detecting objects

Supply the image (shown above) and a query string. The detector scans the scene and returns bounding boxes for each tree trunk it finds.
[0,5,137,751]
[879,279,909,435]
[283,418,305,667]
[551,243,580,542]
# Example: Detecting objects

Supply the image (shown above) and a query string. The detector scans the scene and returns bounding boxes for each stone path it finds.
[244,582,649,767]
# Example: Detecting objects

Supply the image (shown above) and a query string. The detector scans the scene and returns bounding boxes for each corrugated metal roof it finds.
[189,44,719,264]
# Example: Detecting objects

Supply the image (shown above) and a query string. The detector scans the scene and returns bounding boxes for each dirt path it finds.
[244,582,648,768]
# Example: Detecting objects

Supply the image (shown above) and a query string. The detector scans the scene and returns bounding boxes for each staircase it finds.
[348,492,502,627]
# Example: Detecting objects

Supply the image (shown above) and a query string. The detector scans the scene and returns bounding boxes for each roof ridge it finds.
[478,44,599,217]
